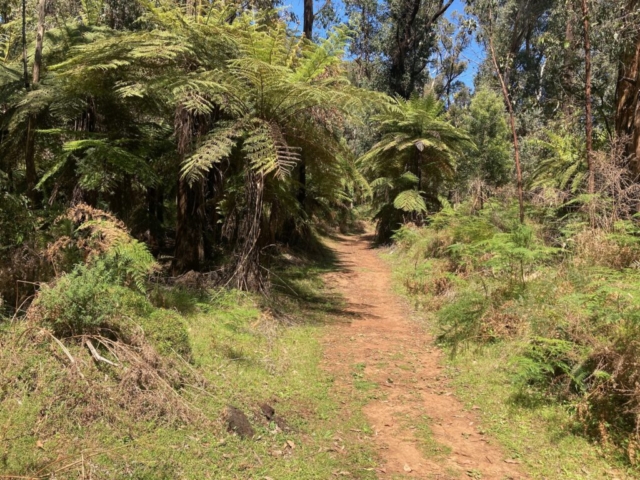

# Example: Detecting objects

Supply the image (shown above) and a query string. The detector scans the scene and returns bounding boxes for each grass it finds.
[414,415,452,459]
[444,344,630,479]
[384,245,637,479]
[0,255,378,479]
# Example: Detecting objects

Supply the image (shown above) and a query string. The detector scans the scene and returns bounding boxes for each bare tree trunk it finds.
[487,9,525,224]
[562,0,576,117]
[303,0,313,39]
[615,0,640,178]
[21,0,28,90]
[32,0,45,84]
[174,177,205,272]
[173,105,205,273]
[299,0,314,209]
[581,0,595,227]
[25,0,46,206]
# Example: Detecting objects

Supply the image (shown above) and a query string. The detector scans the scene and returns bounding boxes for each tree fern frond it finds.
[243,120,299,180]
[394,189,427,213]
[181,122,242,184]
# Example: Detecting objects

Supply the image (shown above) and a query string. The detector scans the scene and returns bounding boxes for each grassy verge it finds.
[383,216,639,479]
[0,256,377,478]
[387,270,634,479]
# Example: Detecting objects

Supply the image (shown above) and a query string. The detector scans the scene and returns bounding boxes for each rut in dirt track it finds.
[321,233,527,480]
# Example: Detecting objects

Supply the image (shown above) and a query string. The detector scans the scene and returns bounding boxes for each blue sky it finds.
[285,0,483,88]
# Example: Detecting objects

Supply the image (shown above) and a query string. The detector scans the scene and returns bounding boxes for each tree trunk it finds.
[172,105,206,273]
[488,8,525,224]
[388,0,453,98]
[300,0,313,208]
[303,0,313,39]
[226,171,266,292]
[21,0,28,90]
[581,0,595,226]
[562,0,576,117]
[615,0,640,177]
[24,0,46,206]
[173,178,205,272]
[32,0,46,85]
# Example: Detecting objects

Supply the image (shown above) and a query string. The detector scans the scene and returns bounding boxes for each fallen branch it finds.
[43,330,87,380]
[85,338,119,367]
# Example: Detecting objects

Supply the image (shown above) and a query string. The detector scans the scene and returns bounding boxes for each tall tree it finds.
[486,4,525,223]
[24,0,46,206]
[387,0,453,98]
[614,0,640,176]
[581,0,595,227]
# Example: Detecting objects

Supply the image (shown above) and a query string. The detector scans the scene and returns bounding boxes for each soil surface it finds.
[322,234,527,479]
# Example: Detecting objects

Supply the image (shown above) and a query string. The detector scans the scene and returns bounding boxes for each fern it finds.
[181,122,240,184]
[394,190,427,213]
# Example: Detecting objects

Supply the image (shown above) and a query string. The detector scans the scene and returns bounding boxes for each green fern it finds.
[394,190,427,213]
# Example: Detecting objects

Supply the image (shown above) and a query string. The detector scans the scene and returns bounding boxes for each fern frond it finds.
[181,122,242,184]
[394,189,427,213]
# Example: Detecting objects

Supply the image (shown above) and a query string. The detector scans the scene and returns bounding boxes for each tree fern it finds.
[360,92,474,239]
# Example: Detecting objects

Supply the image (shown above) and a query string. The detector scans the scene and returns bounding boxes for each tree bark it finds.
[487,7,525,224]
[173,177,206,272]
[172,105,205,273]
[300,0,314,208]
[615,0,640,177]
[226,171,266,292]
[303,0,313,39]
[581,0,595,226]
[25,0,47,206]
[21,0,28,90]
[562,0,576,117]
[32,0,46,85]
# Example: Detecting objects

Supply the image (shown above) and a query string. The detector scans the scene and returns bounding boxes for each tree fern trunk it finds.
[226,171,265,292]
[173,105,205,273]
[299,0,313,210]
[173,178,205,273]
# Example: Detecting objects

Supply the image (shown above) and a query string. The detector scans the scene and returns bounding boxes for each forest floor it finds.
[322,233,527,480]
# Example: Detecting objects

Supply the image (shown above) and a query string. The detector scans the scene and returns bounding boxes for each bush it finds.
[32,261,151,338]
[512,337,580,389]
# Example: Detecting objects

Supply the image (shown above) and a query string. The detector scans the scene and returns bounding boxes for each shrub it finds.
[32,261,151,338]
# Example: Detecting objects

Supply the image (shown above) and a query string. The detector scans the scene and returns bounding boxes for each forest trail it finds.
[322,234,527,479]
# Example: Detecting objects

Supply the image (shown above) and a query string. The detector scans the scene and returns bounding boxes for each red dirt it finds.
[321,234,527,479]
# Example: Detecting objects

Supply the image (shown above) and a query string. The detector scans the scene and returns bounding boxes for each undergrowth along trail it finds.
[322,233,526,479]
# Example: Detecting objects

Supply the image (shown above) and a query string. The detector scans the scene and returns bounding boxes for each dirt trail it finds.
[322,234,527,480]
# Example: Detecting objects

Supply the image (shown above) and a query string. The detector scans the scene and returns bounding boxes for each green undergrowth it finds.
[385,196,640,478]
[0,249,377,478]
